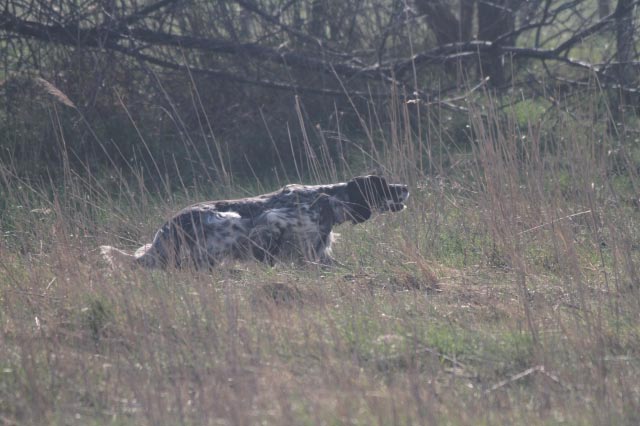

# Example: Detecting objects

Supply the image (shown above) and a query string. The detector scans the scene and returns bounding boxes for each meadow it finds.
[1,87,640,425]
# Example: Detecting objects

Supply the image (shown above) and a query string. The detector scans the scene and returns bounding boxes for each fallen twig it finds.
[484,364,570,394]
[518,210,592,235]
[484,365,544,394]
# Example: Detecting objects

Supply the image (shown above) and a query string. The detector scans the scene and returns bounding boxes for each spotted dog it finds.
[100,175,409,269]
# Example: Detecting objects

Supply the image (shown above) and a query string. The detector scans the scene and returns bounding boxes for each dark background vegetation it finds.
[1,0,638,186]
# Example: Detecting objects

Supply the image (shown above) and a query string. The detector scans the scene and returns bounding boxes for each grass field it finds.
[1,92,640,425]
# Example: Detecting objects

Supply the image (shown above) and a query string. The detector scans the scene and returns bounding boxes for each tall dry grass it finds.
[1,79,639,425]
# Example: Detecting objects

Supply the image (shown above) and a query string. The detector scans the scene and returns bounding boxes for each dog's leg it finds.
[250,229,280,265]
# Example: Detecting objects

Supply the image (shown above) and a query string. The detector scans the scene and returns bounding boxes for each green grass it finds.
[1,185,638,425]
[2,92,640,425]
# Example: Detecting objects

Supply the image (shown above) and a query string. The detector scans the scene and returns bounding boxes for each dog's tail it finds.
[100,243,159,269]
[100,245,135,268]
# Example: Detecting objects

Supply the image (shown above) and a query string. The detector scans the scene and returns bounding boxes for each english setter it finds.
[100,175,409,269]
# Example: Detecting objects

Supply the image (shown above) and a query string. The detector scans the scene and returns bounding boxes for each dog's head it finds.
[343,175,409,223]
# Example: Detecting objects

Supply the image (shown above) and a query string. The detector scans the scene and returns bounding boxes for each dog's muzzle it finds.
[386,184,409,212]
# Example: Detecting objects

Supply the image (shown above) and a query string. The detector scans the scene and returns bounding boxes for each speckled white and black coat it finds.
[101,175,409,269]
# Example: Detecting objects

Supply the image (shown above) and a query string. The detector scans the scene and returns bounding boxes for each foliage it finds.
[0,0,638,180]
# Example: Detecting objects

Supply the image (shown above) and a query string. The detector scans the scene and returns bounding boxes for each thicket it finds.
[1,0,638,186]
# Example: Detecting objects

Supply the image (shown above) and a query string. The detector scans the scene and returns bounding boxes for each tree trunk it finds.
[309,0,327,39]
[615,0,635,88]
[477,0,517,87]
[598,0,610,18]
[460,0,475,42]
[613,0,636,115]
[414,0,461,45]
[415,0,473,83]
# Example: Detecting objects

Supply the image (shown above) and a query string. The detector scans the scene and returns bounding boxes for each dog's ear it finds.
[345,177,375,223]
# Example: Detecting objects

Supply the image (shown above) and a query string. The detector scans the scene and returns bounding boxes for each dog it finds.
[100,175,409,269]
